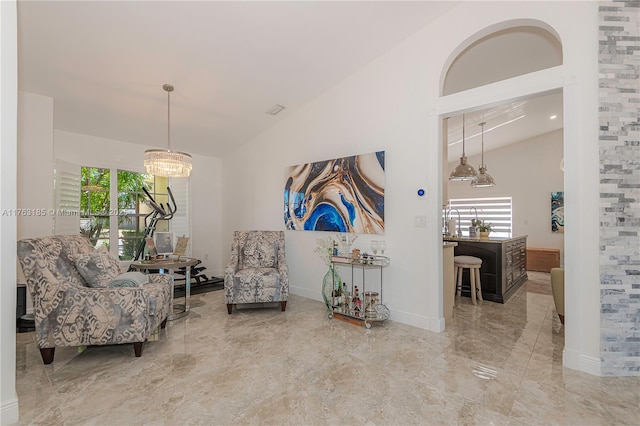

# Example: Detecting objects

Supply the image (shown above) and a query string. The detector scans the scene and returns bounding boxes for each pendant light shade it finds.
[449,114,477,181]
[144,84,192,178]
[471,122,496,188]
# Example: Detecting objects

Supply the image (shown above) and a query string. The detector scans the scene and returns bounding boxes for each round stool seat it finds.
[454,255,482,266]
[454,256,483,305]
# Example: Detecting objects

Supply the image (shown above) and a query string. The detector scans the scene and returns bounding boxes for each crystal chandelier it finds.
[144,84,192,177]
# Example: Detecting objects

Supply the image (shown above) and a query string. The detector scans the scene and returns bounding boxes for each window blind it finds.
[169,177,191,256]
[53,159,81,235]
[444,196,512,237]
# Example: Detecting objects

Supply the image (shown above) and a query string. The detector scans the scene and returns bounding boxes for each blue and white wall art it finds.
[284,151,385,234]
[551,191,564,233]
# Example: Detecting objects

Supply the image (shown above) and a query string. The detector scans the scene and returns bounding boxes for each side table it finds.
[130,257,200,320]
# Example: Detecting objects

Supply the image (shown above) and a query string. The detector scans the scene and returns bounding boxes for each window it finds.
[116,171,168,261]
[444,197,512,238]
[56,161,190,260]
[80,167,111,249]
[80,167,171,260]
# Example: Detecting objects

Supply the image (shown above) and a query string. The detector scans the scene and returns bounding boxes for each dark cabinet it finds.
[445,236,528,303]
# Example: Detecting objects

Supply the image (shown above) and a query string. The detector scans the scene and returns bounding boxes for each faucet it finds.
[452,208,462,237]
[446,208,462,237]
[470,207,479,225]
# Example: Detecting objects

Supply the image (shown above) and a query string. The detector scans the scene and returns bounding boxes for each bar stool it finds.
[454,255,483,305]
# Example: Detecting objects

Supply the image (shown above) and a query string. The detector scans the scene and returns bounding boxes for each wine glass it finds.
[378,240,387,255]
[371,240,379,255]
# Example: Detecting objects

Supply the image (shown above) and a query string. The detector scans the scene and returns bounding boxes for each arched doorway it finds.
[437,21,571,360]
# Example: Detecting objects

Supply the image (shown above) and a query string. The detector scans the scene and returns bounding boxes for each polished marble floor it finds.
[14,272,639,425]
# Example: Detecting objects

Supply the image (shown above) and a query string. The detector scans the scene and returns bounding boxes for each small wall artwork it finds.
[284,151,385,234]
[551,191,564,233]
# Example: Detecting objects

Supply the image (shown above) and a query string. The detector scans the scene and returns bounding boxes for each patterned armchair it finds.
[224,231,289,314]
[17,235,172,364]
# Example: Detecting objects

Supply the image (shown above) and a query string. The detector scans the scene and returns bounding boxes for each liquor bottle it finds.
[353,286,362,316]
[341,282,349,307]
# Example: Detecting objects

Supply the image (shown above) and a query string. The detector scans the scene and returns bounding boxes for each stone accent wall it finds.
[599,0,640,376]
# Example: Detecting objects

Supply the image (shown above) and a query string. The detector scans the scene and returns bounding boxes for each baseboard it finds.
[564,348,601,376]
[0,397,19,425]
[386,309,445,333]
[289,285,322,302]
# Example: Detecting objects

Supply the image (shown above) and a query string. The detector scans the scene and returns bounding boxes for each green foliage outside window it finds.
[81,167,157,260]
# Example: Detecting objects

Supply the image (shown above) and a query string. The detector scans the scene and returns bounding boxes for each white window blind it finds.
[169,177,191,256]
[54,159,81,235]
[444,197,512,238]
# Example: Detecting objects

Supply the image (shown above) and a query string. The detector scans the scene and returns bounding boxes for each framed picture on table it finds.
[155,232,174,256]
[173,236,190,258]
[145,237,158,257]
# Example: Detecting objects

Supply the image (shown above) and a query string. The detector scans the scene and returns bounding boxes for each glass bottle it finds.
[353,286,362,316]
[342,282,349,307]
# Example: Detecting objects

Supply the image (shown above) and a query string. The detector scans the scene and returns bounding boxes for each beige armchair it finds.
[224,231,289,314]
[551,267,564,324]
[17,235,172,364]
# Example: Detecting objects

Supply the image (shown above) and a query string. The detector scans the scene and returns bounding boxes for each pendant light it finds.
[471,122,496,188]
[144,84,192,177]
[449,114,477,181]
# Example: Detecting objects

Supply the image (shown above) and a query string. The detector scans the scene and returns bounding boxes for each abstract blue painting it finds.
[284,151,385,234]
[551,191,564,233]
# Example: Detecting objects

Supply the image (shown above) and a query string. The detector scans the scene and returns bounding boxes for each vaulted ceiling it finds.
[18,1,457,157]
[17,1,562,161]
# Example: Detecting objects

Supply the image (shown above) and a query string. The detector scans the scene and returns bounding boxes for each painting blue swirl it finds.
[284,151,385,234]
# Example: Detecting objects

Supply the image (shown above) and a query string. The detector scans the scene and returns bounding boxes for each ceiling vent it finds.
[266,104,286,115]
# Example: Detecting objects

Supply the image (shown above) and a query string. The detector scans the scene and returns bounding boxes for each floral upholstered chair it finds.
[17,234,173,364]
[224,231,289,314]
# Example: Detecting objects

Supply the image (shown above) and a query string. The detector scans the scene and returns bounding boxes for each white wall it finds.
[0,0,19,423]
[448,129,565,265]
[222,1,601,374]
[54,130,223,276]
[17,92,54,239]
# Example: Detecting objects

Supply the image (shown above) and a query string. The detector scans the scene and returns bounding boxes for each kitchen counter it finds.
[443,235,526,244]
[443,235,528,303]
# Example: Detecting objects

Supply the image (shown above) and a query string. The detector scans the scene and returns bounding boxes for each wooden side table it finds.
[130,257,200,320]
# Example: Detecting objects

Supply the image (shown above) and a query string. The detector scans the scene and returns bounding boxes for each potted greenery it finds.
[477,220,493,238]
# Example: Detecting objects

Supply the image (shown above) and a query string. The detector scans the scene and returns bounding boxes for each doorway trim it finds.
[434,65,601,375]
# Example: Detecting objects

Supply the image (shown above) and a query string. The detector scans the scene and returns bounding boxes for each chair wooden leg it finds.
[160,317,168,329]
[133,342,144,357]
[227,304,233,315]
[281,301,287,312]
[40,347,55,364]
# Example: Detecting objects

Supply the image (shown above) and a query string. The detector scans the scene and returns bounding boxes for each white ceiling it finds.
[17,1,563,161]
[17,0,458,157]
[446,90,563,163]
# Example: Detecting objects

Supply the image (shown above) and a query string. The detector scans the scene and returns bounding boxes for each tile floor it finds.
[13,272,640,425]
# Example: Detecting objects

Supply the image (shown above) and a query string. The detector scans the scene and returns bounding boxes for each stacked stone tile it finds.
[598,0,640,376]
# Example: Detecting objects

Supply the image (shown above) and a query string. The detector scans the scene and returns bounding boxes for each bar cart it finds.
[328,254,390,329]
